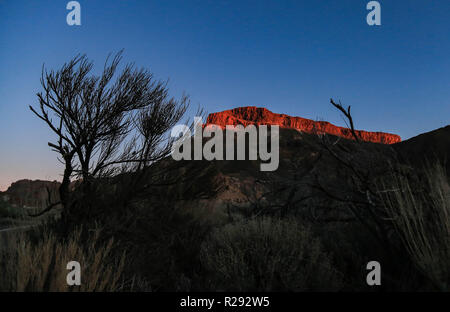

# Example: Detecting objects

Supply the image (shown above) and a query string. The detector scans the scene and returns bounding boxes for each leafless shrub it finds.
[29,51,198,223]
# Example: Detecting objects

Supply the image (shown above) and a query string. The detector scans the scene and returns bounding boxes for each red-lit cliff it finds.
[205,107,401,144]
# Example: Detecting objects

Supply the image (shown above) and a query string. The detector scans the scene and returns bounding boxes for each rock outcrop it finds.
[3,179,60,208]
[205,107,401,144]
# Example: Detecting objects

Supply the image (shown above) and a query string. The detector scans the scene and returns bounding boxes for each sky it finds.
[0,0,449,190]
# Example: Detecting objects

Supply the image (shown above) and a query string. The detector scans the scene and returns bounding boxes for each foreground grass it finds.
[0,162,448,292]
[0,227,129,291]
[381,162,450,291]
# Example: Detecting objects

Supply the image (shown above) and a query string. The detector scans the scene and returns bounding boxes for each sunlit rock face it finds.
[205,106,401,144]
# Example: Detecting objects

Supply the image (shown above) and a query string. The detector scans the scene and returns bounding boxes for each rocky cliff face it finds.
[205,107,401,144]
[4,179,60,208]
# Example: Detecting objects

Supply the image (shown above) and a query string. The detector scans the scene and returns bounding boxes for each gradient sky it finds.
[0,0,449,190]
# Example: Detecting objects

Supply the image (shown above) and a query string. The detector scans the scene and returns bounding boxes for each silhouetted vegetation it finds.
[0,227,129,291]
[1,55,448,292]
[29,51,193,226]
[200,218,343,291]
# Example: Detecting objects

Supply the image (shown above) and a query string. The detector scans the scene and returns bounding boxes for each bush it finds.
[0,228,129,291]
[199,217,343,291]
[110,203,213,291]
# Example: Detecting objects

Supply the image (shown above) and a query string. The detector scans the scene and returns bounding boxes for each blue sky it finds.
[0,0,449,190]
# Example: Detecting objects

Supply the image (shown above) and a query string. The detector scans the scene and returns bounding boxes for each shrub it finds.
[199,217,343,291]
[112,203,213,291]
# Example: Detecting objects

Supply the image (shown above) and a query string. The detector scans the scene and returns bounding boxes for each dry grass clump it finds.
[381,162,450,291]
[0,228,128,291]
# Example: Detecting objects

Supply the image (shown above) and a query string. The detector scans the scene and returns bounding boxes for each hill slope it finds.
[393,125,450,176]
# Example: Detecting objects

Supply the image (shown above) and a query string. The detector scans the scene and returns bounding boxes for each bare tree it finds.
[30,51,191,223]
[309,99,395,249]
[329,98,361,142]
